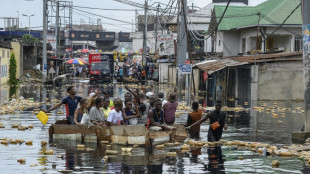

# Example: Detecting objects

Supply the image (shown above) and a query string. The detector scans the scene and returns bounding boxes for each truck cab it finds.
[89,53,114,84]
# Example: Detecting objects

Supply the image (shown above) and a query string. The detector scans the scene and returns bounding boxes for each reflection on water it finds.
[0,82,308,173]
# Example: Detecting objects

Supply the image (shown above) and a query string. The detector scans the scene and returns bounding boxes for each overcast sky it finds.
[0,0,267,32]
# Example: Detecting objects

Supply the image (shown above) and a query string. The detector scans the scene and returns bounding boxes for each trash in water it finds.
[105,150,117,155]
[167,152,177,156]
[272,160,280,168]
[29,164,37,167]
[44,150,54,155]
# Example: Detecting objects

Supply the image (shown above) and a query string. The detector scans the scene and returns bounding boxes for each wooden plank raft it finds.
[49,123,188,148]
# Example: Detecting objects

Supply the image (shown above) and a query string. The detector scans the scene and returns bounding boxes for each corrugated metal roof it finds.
[226,52,302,63]
[194,59,248,74]
[157,59,175,63]
[214,0,302,31]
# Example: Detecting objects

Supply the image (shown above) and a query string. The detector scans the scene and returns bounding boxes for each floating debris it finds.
[100,141,109,144]
[105,150,117,155]
[58,170,73,173]
[121,148,132,152]
[25,141,33,145]
[272,160,280,168]
[44,150,54,155]
[167,152,177,157]
[77,144,85,149]
[29,164,37,167]
[17,158,26,163]
[181,144,189,150]
[155,145,164,149]
[41,141,47,146]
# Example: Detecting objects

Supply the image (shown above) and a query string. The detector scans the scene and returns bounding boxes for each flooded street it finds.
[0,81,308,173]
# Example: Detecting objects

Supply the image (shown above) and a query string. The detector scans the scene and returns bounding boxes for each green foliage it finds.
[9,85,17,98]
[9,52,18,85]
[22,34,39,44]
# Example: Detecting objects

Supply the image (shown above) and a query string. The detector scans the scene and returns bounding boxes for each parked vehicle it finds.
[88,53,114,84]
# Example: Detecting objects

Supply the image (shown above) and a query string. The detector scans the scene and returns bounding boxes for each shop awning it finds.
[194,59,248,74]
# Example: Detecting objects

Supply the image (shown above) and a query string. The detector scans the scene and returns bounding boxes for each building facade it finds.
[0,44,12,85]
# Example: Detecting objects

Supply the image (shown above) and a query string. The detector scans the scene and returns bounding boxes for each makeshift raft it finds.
[49,123,188,148]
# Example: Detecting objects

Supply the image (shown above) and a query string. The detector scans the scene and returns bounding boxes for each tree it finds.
[9,52,18,85]
[22,34,39,44]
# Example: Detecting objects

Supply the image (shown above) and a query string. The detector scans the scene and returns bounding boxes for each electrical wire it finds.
[204,0,232,40]
[72,7,133,24]
[72,11,133,30]
[71,5,142,11]
[246,2,301,53]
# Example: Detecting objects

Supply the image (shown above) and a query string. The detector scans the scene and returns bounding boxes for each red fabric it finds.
[203,72,208,82]
[65,104,69,116]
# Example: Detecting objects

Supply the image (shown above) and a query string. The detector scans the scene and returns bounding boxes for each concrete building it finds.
[131,0,248,54]
[196,0,303,105]
[0,43,12,85]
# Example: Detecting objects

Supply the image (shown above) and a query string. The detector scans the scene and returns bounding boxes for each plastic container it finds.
[37,111,48,125]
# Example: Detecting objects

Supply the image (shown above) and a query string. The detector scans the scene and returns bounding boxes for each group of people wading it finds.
[43,85,227,142]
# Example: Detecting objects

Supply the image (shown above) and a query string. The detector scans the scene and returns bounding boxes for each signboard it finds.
[158,34,174,55]
[47,35,56,50]
[179,63,192,75]
[63,31,115,41]
[119,32,132,42]
[303,25,310,55]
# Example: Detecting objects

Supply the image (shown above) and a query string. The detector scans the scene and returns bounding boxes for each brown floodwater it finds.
[0,82,308,173]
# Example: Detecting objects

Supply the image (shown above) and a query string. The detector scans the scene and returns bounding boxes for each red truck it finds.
[88,53,114,84]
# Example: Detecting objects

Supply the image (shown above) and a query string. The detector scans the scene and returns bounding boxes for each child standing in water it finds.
[184,101,202,139]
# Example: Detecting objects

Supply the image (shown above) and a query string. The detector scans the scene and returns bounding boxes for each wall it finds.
[168,66,176,85]
[238,27,301,54]
[10,42,22,79]
[130,31,176,53]
[215,31,224,52]
[273,36,291,51]
[159,63,172,83]
[0,47,11,85]
[257,61,304,101]
[223,31,240,57]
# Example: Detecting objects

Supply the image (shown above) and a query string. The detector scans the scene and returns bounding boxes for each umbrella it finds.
[66,58,85,65]
[77,58,88,64]
[81,49,89,53]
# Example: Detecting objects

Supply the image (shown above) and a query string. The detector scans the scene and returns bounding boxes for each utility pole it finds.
[142,0,148,67]
[177,0,188,101]
[43,0,48,82]
[303,0,310,131]
[55,1,59,59]
[155,4,160,53]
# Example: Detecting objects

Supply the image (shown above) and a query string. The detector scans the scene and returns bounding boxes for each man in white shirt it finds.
[107,98,126,125]
[158,92,167,106]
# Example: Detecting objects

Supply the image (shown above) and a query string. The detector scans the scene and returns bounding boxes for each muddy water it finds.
[0,82,308,173]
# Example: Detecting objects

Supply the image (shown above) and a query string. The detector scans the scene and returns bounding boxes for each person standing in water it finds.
[186,100,227,142]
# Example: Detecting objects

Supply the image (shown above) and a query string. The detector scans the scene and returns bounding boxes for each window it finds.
[219,40,221,47]
[7,51,9,58]
[266,38,274,52]
[2,50,4,58]
[242,38,246,53]
[295,36,303,52]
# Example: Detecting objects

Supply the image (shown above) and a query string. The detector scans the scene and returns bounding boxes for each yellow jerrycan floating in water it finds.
[37,111,49,125]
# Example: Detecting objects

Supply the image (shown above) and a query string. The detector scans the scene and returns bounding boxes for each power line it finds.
[246,3,301,53]
[205,0,232,40]
[71,5,142,11]
[72,7,133,24]
[72,11,133,30]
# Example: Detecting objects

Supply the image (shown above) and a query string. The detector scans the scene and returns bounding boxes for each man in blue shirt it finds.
[43,86,82,124]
